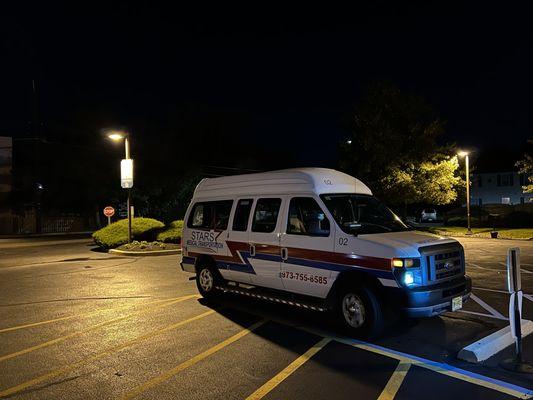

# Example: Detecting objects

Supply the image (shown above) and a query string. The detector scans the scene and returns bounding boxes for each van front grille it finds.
[420,244,464,284]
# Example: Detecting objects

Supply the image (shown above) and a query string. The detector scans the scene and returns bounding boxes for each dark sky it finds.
[2,2,533,168]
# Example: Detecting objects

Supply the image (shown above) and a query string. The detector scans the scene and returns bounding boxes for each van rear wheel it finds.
[196,264,221,298]
[336,285,383,338]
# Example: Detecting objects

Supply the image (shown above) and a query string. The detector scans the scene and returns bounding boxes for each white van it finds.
[181,168,471,336]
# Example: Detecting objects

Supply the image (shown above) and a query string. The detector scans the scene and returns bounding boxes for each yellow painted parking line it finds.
[377,362,411,400]
[0,294,199,363]
[121,320,267,400]
[0,297,185,334]
[246,337,331,400]
[0,309,216,398]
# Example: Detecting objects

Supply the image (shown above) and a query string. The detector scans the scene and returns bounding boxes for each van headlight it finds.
[391,258,422,287]
[404,271,415,285]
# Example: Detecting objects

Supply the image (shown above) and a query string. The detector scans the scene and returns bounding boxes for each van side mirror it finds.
[343,222,362,236]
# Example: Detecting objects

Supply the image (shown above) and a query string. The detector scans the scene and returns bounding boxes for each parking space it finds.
[1,237,533,399]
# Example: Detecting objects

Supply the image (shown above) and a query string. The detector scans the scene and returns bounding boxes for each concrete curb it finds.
[458,320,533,363]
[435,232,533,241]
[109,248,182,257]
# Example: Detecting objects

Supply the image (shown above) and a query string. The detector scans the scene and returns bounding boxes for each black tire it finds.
[335,284,384,339]
[196,263,222,299]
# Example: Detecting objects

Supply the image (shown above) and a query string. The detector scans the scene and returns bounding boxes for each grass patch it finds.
[156,220,184,243]
[428,226,533,240]
[92,218,165,248]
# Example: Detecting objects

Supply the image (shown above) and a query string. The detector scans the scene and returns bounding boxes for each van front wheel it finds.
[336,285,383,338]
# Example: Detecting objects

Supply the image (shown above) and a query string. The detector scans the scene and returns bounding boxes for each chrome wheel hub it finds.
[342,293,365,328]
[199,268,214,292]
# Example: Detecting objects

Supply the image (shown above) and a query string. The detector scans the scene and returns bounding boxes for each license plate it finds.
[452,296,462,311]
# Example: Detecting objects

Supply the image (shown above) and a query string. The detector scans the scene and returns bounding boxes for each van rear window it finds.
[187,200,234,230]
[252,198,281,233]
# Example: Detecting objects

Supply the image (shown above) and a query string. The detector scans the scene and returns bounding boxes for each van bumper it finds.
[180,256,196,273]
[388,275,472,318]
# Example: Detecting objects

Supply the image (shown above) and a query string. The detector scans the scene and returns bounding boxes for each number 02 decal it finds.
[338,237,348,246]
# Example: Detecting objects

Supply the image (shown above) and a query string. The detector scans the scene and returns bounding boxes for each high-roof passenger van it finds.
[181,168,471,336]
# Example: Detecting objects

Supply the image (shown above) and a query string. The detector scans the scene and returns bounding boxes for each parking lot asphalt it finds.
[0,236,533,399]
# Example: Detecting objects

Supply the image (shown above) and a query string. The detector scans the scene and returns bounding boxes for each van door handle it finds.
[281,248,288,261]
[250,244,256,257]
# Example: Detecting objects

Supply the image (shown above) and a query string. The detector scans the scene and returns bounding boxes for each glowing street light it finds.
[457,150,472,234]
[107,131,133,243]
[108,132,126,141]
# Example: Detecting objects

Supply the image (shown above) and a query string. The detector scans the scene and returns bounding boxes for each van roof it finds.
[193,168,372,199]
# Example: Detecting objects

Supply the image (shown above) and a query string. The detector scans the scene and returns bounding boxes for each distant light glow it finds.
[346,139,352,144]
[108,132,126,141]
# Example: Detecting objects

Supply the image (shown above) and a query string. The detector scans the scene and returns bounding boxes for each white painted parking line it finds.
[498,262,533,274]
[458,310,508,321]
[467,262,503,272]
[470,294,506,319]
[473,287,533,303]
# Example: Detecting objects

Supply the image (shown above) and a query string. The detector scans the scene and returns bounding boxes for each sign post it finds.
[103,206,115,226]
[501,248,533,373]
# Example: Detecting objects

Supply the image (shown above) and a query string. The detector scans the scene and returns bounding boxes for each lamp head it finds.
[457,150,469,157]
[107,131,127,141]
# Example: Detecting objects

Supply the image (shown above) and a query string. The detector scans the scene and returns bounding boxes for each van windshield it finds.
[320,194,409,235]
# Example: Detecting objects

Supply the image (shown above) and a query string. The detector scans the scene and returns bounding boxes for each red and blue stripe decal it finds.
[188,241,393,279]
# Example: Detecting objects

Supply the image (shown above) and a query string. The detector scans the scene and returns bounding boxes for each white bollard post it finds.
[501,248,533,372]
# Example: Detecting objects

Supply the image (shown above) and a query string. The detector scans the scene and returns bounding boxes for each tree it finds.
[340,82,461,207]
[516,140,533,193]
[382,156,461,205]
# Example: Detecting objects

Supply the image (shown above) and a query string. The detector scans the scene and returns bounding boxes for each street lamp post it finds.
[108,132,133,243]
[458,151,472,235]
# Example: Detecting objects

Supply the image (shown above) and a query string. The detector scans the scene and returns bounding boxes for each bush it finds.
[93,218,165,248]
[157,220,184,243]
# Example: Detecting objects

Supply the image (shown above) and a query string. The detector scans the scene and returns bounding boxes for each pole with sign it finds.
[121,137,133,243]
[107,131,134,243]
[501,247,533,373]
[103,206,115,226]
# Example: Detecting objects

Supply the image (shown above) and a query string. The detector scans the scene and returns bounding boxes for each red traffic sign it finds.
[103,206,115,218]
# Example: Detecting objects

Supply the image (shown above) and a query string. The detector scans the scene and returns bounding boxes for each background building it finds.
[471,171,532,206]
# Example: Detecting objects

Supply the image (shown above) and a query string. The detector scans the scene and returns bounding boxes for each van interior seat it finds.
[290,217,306,233]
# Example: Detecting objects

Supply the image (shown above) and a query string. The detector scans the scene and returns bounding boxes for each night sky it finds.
[2,2,532,168]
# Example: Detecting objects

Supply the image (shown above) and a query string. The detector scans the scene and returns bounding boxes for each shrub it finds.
[93,218,165,248]
[157,220,184,243]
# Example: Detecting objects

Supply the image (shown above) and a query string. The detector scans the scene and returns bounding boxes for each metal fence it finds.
[0,210,95,235]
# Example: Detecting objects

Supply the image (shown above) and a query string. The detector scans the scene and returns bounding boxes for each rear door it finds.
[249,197,285,290]
[279,196,334,298]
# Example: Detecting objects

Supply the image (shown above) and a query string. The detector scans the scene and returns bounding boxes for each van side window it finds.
[232,199,253,231]
[187,200,234,230]
[252,198,282,233]
[287,197,330,237]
